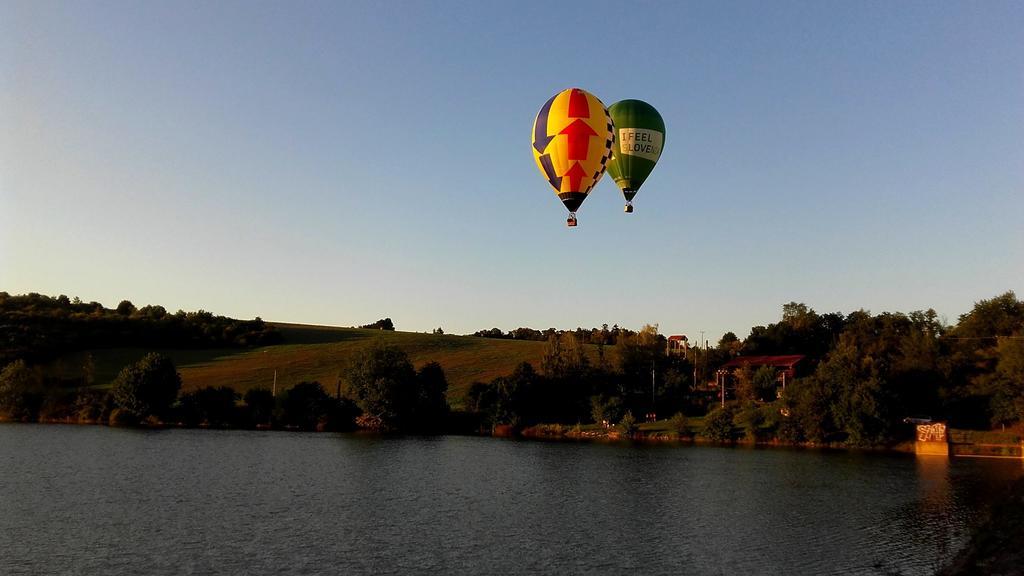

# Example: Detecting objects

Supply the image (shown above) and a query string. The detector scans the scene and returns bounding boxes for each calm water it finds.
[1,425,1021,575]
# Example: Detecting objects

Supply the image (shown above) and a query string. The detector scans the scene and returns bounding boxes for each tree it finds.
[990,334,1024,426]
[718,332,742,356]
[243,388,275,426]
[413,361,449,431]
[541,332,588,379]
[668,412,690,437]
[471,363,542,428]
[178,386,240,427]
[618,410,638,436]
[360,318,395,331]
[73,389,112,423]
[0,360,42,421]
[111,353,182,420]
[702,406,736,442]
[116,300,136,316]
[752,365,779,402]
[733,403,767,441]
[342,341,417,430]
[733,364,755,404]
[279,381,334,430]
[590,394,624,425]
[743,303,845,363]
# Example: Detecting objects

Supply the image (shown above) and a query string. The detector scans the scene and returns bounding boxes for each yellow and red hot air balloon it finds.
[531,88,615,227]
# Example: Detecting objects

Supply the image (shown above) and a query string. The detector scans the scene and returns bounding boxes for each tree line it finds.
[0,292,281,366]
[2,290,1022,446]
[0,340,449,433]
[472,324,641,345]
[464,292,1024,445]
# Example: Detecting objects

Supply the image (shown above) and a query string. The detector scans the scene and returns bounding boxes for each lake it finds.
[1,424,1021,575]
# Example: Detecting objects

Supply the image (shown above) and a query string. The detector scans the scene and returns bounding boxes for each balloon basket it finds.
[566,214,578,227]
[624,203,634,213]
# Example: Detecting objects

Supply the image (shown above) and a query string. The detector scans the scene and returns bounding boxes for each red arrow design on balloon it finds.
[559,119,597,161]
[563,162,588,192]
[568,89,590,118]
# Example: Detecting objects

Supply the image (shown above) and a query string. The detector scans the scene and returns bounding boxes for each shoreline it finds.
[8,417,1022,462]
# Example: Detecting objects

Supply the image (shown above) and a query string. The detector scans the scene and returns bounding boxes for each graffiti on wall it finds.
[917,422,947,443]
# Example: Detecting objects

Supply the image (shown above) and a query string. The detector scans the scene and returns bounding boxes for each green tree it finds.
[733,403,767,441]
[702,405,736,442]
[541,332,588,379]
[590,394,624,425]
[73,389,112,423]
[990,334,1024,426]
[116,300,136,316]
[752,365,779,402]
[0,360,42,421]
[243,388,275,426]
[733,364,755,404]
[280,381,335,430]
[360,318,395,331]
[618,410,638,436]
[784,376,836,444]
[413,361,449,431]
[668,412,690,437]
[342,341,417,430]
[717,332,742,356]
[470,363,541,428]
[178,386,240,427]
[111,353,182,420]
[947,292,1024,426]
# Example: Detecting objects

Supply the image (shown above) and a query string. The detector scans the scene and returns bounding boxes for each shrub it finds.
[0,360,42,421]
[619,410,638,436]
[669,412,690,437]
[702,406,736,442]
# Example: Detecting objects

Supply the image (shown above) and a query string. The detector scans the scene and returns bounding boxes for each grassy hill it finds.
[49,323,554,406]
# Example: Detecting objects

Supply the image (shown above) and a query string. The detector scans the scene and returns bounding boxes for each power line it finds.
[939,335,1024,340]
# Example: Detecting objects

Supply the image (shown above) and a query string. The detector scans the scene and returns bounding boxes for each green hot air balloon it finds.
[606,99,665,213]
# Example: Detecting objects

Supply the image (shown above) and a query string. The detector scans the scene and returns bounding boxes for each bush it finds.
[591,395,624,426]
[280,381,333,430]
[38,388,76,421]
[618,410,638,436]
[702,406,736,442]
[243,388,275,427]
[178,386,240,427]
[669,412,690,437]
[74,390,112,423]
[108,407,136,426]
[733,404,767,441]
[0,360,42,421]
[412,361,449,432]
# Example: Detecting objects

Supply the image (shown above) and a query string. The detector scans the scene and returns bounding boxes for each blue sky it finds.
[2,1,1022,341]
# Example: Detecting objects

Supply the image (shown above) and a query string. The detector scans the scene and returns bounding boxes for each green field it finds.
[48,323,553,405]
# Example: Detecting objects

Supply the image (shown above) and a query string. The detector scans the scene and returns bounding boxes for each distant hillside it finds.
[45,323,554,406]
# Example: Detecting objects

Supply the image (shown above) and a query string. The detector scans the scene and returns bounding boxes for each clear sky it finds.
[2,1,1022,341]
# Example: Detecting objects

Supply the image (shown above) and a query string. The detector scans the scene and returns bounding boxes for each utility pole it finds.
[720,370,725,408]
[272,369,277,397]
[699,331,706,387]
[692,344,698,389]
[651,361,656,415]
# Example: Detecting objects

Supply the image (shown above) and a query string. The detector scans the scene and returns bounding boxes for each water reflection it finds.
[1,425,1021,576]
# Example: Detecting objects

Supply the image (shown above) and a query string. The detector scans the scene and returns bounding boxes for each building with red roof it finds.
[714,355,806,403]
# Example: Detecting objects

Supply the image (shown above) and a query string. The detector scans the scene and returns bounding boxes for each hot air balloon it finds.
[606,99,665,213]
[531,88,615,227]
